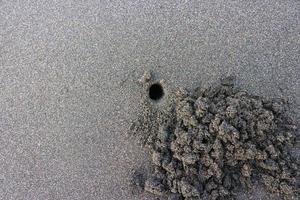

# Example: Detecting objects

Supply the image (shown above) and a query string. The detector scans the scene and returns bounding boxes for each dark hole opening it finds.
[202,138,208,144]
[149,83,164,101]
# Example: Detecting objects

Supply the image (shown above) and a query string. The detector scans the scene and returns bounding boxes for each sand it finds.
[0,1,299,200]
[129,72,299,199]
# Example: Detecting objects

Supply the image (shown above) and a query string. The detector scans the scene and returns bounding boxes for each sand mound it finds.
[129,72,299,200]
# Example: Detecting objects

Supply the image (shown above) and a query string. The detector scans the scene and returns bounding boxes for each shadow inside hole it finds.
[149,83,164,101]
[202,138,208,144]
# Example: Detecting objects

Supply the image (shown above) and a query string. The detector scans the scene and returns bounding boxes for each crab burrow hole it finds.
[149,83,164,101]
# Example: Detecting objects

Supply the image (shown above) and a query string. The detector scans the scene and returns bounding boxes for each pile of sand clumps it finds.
[128,72,299,200]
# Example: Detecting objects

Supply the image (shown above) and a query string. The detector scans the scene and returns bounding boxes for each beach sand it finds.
[0,1,299,199]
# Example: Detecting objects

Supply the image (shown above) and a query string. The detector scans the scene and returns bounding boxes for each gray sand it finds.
[129,73,298,199]
[0,1,299,200]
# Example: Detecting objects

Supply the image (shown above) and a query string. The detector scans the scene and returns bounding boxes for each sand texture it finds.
[129,73,299,199]
[0,1,299,200]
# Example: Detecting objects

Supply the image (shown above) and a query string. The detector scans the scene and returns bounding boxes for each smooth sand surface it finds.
[0,1,299,199]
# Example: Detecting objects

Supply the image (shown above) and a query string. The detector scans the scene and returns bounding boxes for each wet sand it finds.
[0,1,299,200]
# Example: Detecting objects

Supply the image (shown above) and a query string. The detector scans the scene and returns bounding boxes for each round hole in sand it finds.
[149,83,164,101]
[202,138,209,144]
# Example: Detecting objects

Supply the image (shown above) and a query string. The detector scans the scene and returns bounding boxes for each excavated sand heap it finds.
[129,72,299,200]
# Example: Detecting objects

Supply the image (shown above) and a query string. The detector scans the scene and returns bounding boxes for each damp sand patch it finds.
[128,72,299,200]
